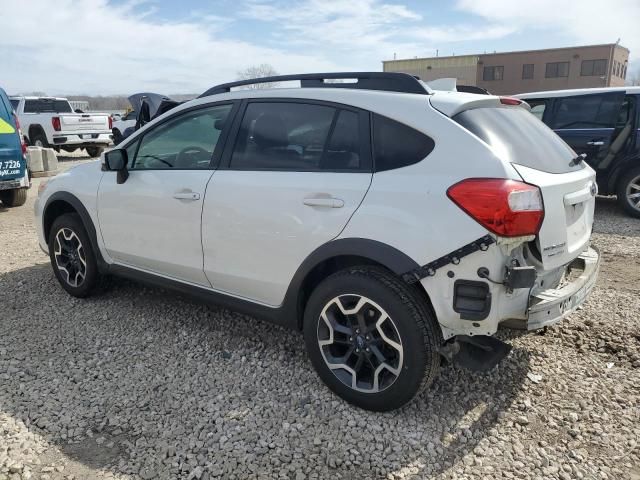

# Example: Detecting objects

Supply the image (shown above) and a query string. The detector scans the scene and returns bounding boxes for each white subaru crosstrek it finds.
[35,73,600,411]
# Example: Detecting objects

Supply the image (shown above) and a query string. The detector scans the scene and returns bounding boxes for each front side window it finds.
[372,114,434,171]
[483,66,504,81]
[522,64,534,79]
[131,104,232,170]
[229,102,364,171]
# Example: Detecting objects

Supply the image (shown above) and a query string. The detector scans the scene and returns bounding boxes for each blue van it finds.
[516,87,640,218]
[0,87,29,207]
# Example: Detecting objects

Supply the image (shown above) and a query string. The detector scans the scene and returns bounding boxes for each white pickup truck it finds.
[10,96,112,157]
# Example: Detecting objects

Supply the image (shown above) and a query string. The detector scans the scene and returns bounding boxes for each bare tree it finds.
[236,64,280,89]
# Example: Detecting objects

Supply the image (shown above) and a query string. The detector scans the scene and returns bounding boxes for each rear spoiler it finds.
[424,78,491,95]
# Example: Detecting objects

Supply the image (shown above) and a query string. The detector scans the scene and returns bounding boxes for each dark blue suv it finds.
[0,87,29,207]
[517,87,640,218]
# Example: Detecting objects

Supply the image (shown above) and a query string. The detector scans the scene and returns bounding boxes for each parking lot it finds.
[0,157,639,480]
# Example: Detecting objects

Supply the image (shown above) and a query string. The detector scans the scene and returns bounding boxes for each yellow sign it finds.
[0,117,16,134]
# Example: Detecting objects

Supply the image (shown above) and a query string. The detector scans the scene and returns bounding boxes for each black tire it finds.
[85,146,104,158]
[617,167,640,218]
[112,129,123,145]
[48,213,100,297]
[0,188,28,207]
[30,130,49,148]
[303,266,442,411]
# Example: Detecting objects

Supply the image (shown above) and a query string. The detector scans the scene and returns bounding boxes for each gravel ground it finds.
[0,162,639,480]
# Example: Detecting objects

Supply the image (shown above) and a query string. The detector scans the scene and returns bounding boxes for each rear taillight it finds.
[108,116,113,129]
[13,114,27,156]
[447,178,544,237]
[52,116,61,131]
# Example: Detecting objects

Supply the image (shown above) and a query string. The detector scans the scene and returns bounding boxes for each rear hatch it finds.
[0,91,25,182]
[59,113,110,132]
[449,99,596,270]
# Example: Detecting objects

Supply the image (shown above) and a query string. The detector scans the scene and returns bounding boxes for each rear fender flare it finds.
[281,238,421,329]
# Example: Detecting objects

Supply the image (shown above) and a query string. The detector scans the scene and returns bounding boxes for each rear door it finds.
[454,105,596,270]
[202,100,372,306]
[547,92,625,168]
[0,89,24,183]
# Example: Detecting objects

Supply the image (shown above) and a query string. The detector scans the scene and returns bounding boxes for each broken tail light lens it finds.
[447,178,544,237]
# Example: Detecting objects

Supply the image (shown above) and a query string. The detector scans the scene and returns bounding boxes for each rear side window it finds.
[23,99,72,114]
[372,114,434,171]
[454,107,580,174]
[9,99,19,111]
[230,102,366,171]
[523,98,548,121]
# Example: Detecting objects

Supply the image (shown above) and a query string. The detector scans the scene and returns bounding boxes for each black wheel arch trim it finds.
[43,191,108,271]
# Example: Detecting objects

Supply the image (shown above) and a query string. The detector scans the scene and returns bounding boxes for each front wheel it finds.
[48,213,100,297]
[0,188,28,207]
[617,167,640,218]
[303,266,442,411]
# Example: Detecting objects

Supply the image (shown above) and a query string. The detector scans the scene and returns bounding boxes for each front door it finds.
[202,101,373,306]
[97,103,234,286]
[548,92,625,169]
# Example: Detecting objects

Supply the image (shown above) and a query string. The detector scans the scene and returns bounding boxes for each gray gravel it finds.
[1,173,639,480]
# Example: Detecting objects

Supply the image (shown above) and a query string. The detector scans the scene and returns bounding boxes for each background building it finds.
[383,43,629,95]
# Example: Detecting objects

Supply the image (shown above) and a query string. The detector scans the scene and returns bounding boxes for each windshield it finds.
[23,99,73,113]
[454,106,582,174]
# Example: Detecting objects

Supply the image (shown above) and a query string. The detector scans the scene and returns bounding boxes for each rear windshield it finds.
[23,99,72,113]
[454,106,581,174]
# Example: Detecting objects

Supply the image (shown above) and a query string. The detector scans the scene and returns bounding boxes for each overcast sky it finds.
[1,0,638,95]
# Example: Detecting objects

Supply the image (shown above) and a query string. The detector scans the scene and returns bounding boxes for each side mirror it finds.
[104,149,129,184]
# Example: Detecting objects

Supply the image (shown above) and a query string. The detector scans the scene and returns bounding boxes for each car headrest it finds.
[253,114,289,149]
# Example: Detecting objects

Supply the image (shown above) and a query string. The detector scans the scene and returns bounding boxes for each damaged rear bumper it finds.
[527,246,600,330]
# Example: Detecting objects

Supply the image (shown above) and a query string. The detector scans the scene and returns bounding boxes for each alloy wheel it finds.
[626,174,640,212]
[317,295,403,393]
[53,228,87,287]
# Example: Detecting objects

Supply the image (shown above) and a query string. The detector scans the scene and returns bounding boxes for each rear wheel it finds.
[0,188,28,207]
[48,213,100,297]
[30,130,49,148]
[303,266,442,411]
[617,167,640,218]
[85,146,104,158]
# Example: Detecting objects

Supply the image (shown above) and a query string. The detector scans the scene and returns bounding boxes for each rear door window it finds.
[454,106,581,174]
[229,102,368,171]
[9,99,19,112]
[550,92,625,129]
[372,114,435,171]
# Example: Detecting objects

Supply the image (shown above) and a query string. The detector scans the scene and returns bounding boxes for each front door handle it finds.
[303,196,344,208]
[173,191,201,201]
[587,140,604,146]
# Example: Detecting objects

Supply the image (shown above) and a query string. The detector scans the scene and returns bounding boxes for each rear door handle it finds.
[173,191,201,201]
[587,140,604,146]
[303,196,344,208]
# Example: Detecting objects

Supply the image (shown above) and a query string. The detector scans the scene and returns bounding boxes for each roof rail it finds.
[199,72,430,98]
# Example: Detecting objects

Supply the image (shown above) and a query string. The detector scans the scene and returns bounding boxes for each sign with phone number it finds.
[0,160,23,178]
